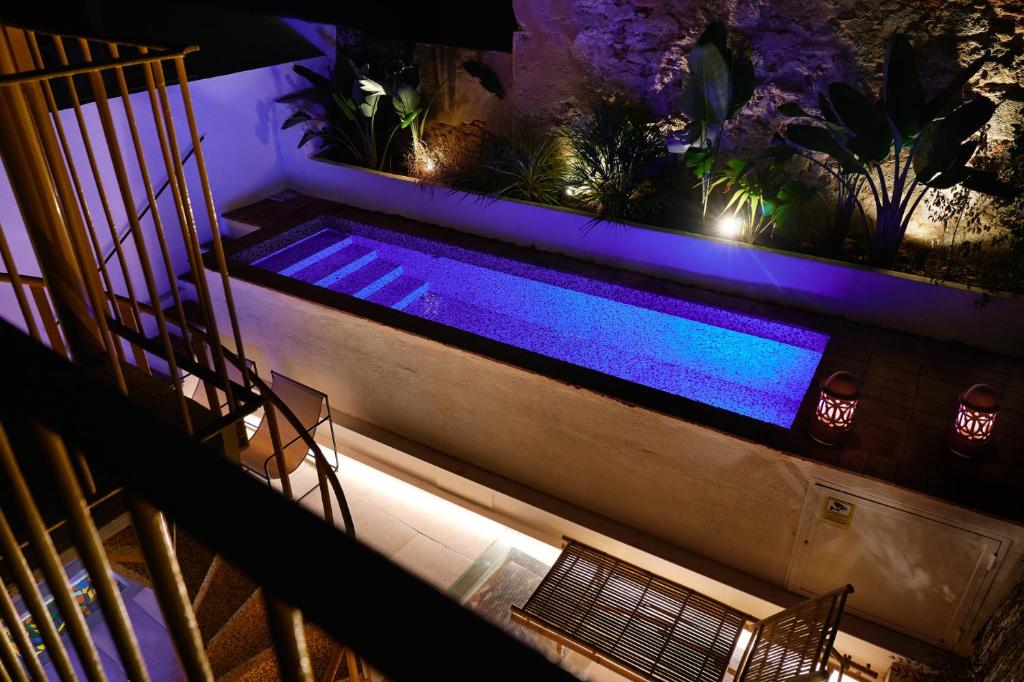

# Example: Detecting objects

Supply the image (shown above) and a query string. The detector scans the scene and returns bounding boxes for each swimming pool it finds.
[240,221,828,427]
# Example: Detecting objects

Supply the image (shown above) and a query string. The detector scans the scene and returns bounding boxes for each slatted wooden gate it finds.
[512,539,853,682]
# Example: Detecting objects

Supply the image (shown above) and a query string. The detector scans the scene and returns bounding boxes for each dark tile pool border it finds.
[210,205,834,458]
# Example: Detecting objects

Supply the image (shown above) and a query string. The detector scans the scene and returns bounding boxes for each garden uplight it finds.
[717,214,743,239]
[809,371,860,446]
[949,383,998,457]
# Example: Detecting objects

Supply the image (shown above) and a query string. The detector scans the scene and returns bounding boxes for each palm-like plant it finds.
[709,154,817,244]
[279,58,394,169]
[778,33,1016,267]
[564,102,673,222]
[667,22,755,212]
[482,135,568,206]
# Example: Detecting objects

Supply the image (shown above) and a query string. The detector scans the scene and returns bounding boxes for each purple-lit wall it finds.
[274,158,1024,357]
[0,20,333,338]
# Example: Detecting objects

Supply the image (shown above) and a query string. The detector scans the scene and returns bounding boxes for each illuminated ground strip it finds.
[249,222,828,427]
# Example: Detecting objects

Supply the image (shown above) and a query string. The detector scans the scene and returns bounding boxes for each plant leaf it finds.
[785,123,863,172]
[462,60,506,99]
[682,43,731,124]
[293,64,330,89]
[297,129,318,149]
[924,54,987,121]
[959,169,1019,199]
[883,33,926,142]
[281,112,312,129]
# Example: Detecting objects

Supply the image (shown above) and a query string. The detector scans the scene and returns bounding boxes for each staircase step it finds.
[293,243,374,285]
[205,590,271,677]
[162,298,207,332]
[367,275,430,311]
[327,259,403,299]
[251,230,347,273]
[220,625,345,682]
[193,556,260,643]
[174,528,216,603]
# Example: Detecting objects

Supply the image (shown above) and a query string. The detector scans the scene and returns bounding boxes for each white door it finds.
[787,483,1003,648]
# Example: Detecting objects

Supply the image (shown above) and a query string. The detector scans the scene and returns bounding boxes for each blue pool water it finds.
[243,221,828,427]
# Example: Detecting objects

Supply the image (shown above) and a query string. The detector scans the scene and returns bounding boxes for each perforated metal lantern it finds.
[809,371,860,447]
[949,383,998,457]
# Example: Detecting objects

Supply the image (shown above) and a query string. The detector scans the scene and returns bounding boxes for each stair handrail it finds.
[0,269,356,539]
[0,317,576,681]
[104,311,357,539]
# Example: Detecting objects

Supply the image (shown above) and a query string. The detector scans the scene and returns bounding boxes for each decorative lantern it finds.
[949,383,998,457]
[809,371,860,447]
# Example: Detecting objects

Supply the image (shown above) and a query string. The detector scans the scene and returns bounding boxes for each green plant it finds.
[667,22,756,212]
[564,101,673,222]
[480,134,568,205]
[279,57,396,170]
[709,152,818,244]
[392,61,506,150]
[778,33,1017,267]
[281,53,503,173]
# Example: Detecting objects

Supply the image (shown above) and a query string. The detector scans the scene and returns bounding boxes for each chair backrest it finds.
[734,585,853,682]
[268,370,325,440]
[239,370,327,479]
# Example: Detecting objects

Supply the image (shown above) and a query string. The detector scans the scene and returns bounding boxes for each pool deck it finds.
[222,192,1024,524]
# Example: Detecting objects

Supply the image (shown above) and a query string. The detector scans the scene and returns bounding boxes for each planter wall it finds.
[279,158,1023,357]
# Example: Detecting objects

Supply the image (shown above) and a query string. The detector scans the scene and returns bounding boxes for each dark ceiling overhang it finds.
[2,2,323,107]
[177,1,519,52]
[2,1,516,108]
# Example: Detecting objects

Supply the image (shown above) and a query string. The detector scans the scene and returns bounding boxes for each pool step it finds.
[251,230,347,273]
[327,258,403,299]
[368,275,430,311]
[312,246,378,287]
[292,243,374,285]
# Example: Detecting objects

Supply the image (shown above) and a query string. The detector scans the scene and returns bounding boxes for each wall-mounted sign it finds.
[822,496,855,528]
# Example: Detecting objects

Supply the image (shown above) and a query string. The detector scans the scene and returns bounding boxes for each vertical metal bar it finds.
[135,53,196,364]
[172,57,250,389]
[148,57,235,415]
[1,29,127,386]
[29,285,68,355]
[0,424,107,682]
[51,36,148,368]
[0,513,79,678]
[37,429,151,682]
[23,32,128,366]
[0,221,41,341]
[97,41,192,431]
[0,658,14,682]
[264,404,294,500]
[263,595,313,682]
[0,31,117,381]
[0,577,47,682]
[127,500,214,682]
[344,649,362,682]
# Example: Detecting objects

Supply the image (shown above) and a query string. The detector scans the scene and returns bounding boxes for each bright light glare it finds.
[718,214,743,238]
[422,157,436,173]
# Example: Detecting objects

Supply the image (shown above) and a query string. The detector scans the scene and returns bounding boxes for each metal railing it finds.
[0,317,575,681]
[0,19,577,682]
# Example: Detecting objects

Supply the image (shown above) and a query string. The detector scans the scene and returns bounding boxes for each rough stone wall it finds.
[510,0,1022,146]
[422,0,1022,243]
